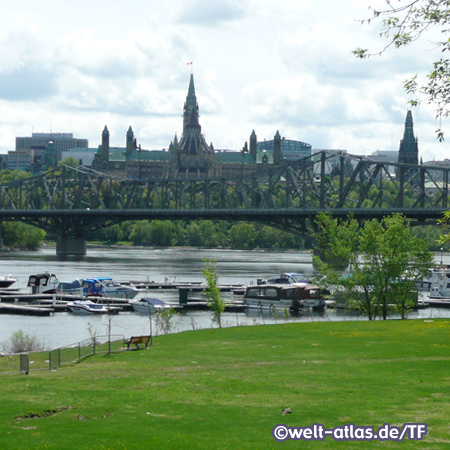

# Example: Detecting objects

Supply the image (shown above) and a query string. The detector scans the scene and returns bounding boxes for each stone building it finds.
[92,75,309,179]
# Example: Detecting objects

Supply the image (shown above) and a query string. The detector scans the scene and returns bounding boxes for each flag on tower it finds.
[187,62,193,65]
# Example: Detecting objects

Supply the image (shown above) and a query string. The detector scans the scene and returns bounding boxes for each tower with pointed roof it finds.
[167,74,217,178]
[101,125,110,170]
[249,130,257,161]
[126,126,136,157]
[398,110,419,166]
[273,130,282,164]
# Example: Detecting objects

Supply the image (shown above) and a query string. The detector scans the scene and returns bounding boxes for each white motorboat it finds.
[82,278,139,299]
[67,300,112,315]
[130,297,172,314]
[0,274,18,288]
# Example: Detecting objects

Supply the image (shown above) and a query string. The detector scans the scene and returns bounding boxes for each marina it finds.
[0,246,449,349]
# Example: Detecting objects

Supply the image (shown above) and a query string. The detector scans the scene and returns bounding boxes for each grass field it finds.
[1,319,449,449]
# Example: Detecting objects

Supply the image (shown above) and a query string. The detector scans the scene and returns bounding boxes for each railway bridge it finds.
[0,151,447,255]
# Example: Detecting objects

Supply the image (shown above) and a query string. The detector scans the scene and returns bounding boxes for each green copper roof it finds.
[109,147,126,162]
[127,149,171,162]
[214,151,256,164]
[97,145,126,161]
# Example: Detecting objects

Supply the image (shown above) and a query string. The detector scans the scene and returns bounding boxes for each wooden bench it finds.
[125,335,151,350]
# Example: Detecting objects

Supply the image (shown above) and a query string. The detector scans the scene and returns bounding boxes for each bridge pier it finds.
[56,237,87,256]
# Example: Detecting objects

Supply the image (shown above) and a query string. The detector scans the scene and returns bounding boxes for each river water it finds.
[0,246,448,350]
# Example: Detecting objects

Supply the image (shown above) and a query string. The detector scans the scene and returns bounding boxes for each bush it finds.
[1,330,45,354]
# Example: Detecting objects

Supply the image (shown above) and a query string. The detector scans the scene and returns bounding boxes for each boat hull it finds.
[67,300,110,315]
[130,298,171,314]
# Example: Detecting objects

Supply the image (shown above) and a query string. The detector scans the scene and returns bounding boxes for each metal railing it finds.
[0,335,124,375]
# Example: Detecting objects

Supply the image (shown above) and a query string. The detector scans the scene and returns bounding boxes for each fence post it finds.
[78,342,81,362]
[20,353,29,375]
[49,350,52,371]
[93,337,96,355]
[58,347,61,368]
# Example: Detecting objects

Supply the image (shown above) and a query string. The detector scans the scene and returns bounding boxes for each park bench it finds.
[125,335,151,350]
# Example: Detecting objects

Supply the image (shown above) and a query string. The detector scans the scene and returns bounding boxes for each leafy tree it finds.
[186,222,203,247]
[101,224,124,243]
[58,156,80,167]
[198,220,217,247]
[314,213,434,320]
[128,221,153,245]
[202,258,225,328]
[229,222,255,249]
[2,222,46,250]
[0,169,31,184]
[149,220,174,246]
[155,307,179,335]
[128,220,174,246]
[255,225,279,249]
[354,0,450,140]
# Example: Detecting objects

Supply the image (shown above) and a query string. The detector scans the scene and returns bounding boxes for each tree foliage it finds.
[202,258,225,328]
[1,222,46,250]
[58,157,80,168]
[314,213,434,320]
[354,0,450,140]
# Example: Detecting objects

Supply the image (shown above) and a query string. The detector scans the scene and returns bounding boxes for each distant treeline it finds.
[89,220,312,250]
[0,218,445,252]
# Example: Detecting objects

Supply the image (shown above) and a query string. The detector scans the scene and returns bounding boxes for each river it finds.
[0,246,447,350]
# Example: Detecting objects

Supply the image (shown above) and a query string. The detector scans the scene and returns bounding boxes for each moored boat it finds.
[129,297,172,314]
[244,283,325,311]
[258,272,312,285]
[0,274,18,288]
[43,278,83,296]
[67,300,119,315]
[419,265,450,298]
[27,272,58,294]
[82,278,139,299]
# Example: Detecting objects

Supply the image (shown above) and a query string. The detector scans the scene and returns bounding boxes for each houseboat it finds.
[244,283,325,311]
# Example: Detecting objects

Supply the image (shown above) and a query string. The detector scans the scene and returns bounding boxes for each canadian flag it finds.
[187,62,193,65]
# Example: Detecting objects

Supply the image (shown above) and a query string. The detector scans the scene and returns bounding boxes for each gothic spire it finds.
[398,110,419,166]
[183,74,199,134]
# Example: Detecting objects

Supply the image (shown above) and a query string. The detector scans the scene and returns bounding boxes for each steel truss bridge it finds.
[0,151,448,253]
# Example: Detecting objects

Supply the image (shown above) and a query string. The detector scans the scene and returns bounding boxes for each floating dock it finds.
[0,280,248,315]
[0,303,54,316]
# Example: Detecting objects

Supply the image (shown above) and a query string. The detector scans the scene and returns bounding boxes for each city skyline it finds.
[0,0,446,161]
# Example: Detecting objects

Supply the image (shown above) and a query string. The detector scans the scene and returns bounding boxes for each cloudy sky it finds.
[0,0,447,161]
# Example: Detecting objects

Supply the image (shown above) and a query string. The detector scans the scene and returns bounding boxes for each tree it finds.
[202,258,225,328]
[354,0,450,140]
[2,222,46,250]
[58,156,80,167]
[149,221,174,246]
[229,223,255,249]
[314,213,434,320]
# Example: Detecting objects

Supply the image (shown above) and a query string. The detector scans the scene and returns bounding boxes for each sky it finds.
[0,0,447,162]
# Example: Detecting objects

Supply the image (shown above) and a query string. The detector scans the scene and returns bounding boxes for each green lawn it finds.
[1,319,449,449]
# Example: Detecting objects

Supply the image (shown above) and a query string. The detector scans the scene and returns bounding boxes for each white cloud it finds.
[0,0,446,162]
[177,0,248,25]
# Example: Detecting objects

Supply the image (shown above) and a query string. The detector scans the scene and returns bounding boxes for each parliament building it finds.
[92,75,312,179]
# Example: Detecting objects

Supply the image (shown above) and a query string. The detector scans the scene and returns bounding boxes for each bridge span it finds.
[0,151,448,255]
